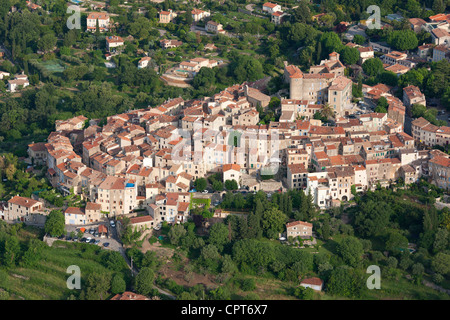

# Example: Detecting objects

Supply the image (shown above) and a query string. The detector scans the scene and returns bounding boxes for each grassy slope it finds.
[2,232,113,300]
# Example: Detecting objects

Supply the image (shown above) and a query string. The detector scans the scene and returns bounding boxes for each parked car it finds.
[81,237,87,243]
[86,237,92,242]
[202,190,209,194]
[72,237,78,242]
[89,239,96,244]
[94,232,99,237]
[89,228,95,234]
[94,239,100,245]
[103,242,110,247]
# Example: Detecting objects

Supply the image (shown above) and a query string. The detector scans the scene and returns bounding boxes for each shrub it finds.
[240,278,256,291]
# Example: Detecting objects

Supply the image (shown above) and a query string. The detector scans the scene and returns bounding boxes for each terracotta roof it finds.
[65,207,85,215]
[300,277,323,286]
[129,215,153,224]
[8,196,40,208]
[110,292,149,300]
[430,155,450,167]
[288,163,308,174]
[86,202,101,211]
[223,164,241,172]
[263,2,279,8]
[286,220,313,228]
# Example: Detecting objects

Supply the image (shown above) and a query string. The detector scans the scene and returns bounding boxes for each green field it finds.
[1,240,117,300]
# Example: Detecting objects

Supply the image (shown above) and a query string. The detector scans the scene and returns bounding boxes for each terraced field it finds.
[1,241,113,300]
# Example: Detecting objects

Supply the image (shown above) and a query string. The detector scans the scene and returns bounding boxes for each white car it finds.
[85,237,92,242]
[202,190,209,194]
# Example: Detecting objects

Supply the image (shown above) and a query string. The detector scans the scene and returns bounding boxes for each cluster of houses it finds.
[19,82,272,228]
[15,66,446,232]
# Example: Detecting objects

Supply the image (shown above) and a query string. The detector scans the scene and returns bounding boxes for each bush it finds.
[148,236,158,244]
[111,274,126,295]
[432,273,444,284]
[240,278,256,291]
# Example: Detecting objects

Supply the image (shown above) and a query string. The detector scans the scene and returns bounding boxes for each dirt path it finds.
[142,241,218,289]
[422,279,450,295]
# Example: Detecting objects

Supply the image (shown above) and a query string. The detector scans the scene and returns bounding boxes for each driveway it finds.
[345,25,368,41]
[64,221,122,251]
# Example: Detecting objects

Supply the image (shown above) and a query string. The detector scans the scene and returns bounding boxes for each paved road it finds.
[345,25,368,40]
[56,220,176,299]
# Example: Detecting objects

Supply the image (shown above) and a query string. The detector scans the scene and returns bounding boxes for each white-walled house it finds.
[7,74,29,92]
[138,57,152,69]
[262,2,281,14]
[65,207,86,225]
[223,164,241,187]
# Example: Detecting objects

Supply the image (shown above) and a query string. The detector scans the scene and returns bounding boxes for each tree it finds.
[261,207,287,239]
[320,103,335,120]
[326,267,365,298]
[208,222,230,251]
[433,228,448,253]
[340,46,360,65]
[84,273,112,300]
[184,10,193,25]
[293,286,314,300]
[38,33,57,53]
[103,251,127,271]
[387,30,418,51]
[194,178,207,192]
[337,237,364,267]
[240,278,256,291]
[411,263,424,283]
[231,55,264,83]
[44,210,65,237]
[320,32,343,57]
[378,71,398,87]
[353,34,366,45]
[385,230,408,253]
[3,235,20,268]
[362,58,384,77]
[321,218,331,240]
[375,96,389,113]
[168,224,187,246]
[431,252,450,275]
[192,67,216,90]
[432,0,445,14]
[212,180,223,191]
[292,2,311,23]
[200,244,221,272]
[221,254,237,275]
[411,104,427,118]
[135,267,155,296]
[20,239,44,268]
[354,200,392,237]
[111,274,126,295]
[225,179,238,191]
[386,256,398,269]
